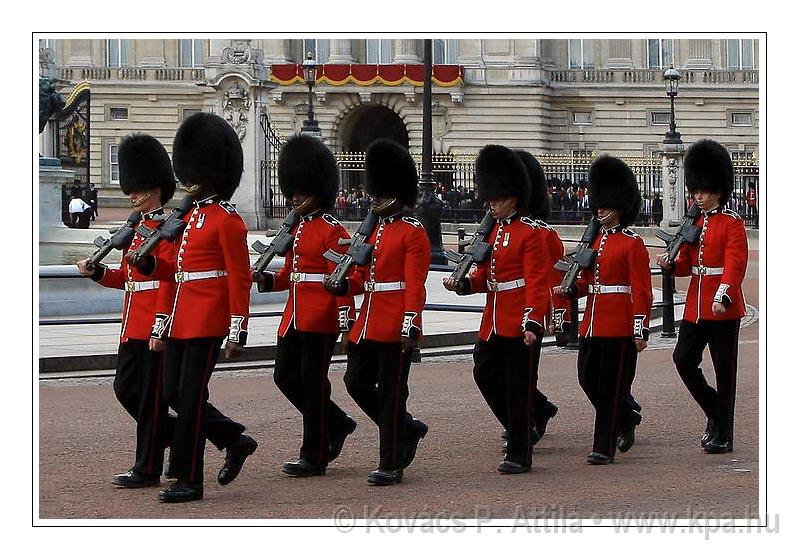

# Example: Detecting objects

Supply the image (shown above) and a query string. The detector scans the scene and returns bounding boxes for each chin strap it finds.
[130,190,154,208]
[373,198,402,217]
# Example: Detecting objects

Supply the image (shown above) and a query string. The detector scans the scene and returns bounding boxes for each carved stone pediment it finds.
[222,81,251,141]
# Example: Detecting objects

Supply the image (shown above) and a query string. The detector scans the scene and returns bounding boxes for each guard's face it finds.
[596,207,620,227]
[488,197,517,220]
[691,190,722,211]
[291,192,317,214]
[129,188,161,212]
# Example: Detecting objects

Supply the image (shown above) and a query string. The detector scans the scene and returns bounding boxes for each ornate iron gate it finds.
[55,81,90,184]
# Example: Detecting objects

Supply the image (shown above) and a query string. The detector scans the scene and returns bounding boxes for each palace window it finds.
[366,39,394,64]
[647,39,674,69]
[568,39,595,69]
[109,144,119,184]
[728,39,755,69]
[107,39,133,67]
[572,111,592,125]
[303,39,330,64]
[179,39,205,67]
[109,107,128,121]
[433,39,459,64]
[650,111,671,125]
[731,112,753,126]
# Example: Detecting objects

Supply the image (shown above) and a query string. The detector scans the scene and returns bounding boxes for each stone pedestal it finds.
[660,142,686,228]
[39,159,74,241]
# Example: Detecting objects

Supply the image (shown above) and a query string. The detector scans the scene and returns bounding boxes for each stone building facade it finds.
[38,37,760,228]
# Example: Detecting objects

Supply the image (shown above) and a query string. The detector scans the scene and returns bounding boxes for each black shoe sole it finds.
[497,466,531,474]
[281,465,327,477]
[113,479,161,489]
[367,471,404,485]
[218,437,258,486]
[158,493,203,503]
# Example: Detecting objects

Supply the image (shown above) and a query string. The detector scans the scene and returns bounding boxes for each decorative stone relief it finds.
[221,42,261,65]
[222,81,251,141]
[359,91,372,104]
[666,156,679,211]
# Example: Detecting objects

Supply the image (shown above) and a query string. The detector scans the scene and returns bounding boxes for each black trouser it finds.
[115,340,169,477]
[344,339,415,471]
[577,337,638,457]
[673,319,741,442]
[473,335,539,467]
[274,327,352,465]
[163,337,246,485]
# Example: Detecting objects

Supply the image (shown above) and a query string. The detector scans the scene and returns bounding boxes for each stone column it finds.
[685,39,713,69]
[261,39,292,64]
[327,39,354,64]
[661,142,686,228]
[39,161,74,242]
[65,39,93,67]
[138,39,166,67]
[393,39,421,63]
[606,39,633,69]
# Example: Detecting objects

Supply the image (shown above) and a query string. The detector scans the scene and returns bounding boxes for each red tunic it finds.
[153,197,251,344]
[264,211,356,335]
[347,214,431,344]
[673,207,748,322]
[465,215,552,341]
[574,225,653,339]
[94,210,175,342]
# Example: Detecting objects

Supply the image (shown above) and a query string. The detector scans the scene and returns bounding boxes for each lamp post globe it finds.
[663,64,682,144]
[300,51,322,138]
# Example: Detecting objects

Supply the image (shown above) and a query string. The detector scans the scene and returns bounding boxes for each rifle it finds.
[323,210,379,293]
[655,202,702,263]
[250,209,301,274]
[444,210,494,285]
[554,216,602,294]
[84,210,142,270]
[127,196,195,266]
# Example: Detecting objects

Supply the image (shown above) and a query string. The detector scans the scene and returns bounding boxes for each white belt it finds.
[588,284,631,294]
[174,270,227,283]
[487,278,526,292]
[290,272,326,283]
[124,280,160,292]
[691,266,724,276]
[364,281,406,292]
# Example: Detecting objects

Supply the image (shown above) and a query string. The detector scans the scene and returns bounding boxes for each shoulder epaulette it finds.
[322,213,341,226]
[722,208,742,220]
[622,227,640,238]
[219,200,238,214]
[402,216,424,228]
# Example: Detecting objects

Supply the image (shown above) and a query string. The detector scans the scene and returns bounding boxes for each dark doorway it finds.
[340,104,409,152]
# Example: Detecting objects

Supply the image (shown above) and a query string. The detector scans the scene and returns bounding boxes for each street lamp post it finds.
[300,51,322,138]
[663,64,682,144]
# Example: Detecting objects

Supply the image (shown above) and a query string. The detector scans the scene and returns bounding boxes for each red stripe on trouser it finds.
[608,341,627,452]
[316,336,329,465]
[147,355,163,475]
[391,350,406,469]
[189,344,216,481]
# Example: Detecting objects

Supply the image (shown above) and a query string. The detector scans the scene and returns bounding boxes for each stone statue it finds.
[39,77,65,133]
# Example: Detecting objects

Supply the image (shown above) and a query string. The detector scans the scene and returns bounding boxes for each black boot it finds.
[532,401,559,444]
[281,458,327,477]
[399,418,428,469]
[367,468,404,486]
[112,469,160,488]
[586,452,614,465]
[327,416,357,463]
[617,410,643,453]
[218,434,258,485]
[701,418,717,449]
[158,480,203,503]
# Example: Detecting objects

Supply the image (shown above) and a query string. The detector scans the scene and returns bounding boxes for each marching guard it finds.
[325,139,431,486]
[554,156,652,465]
[444,145,551,474]
[77,134,176,488]
[254,135,357,476]
[657,139,748,454]
[150,113,257,502]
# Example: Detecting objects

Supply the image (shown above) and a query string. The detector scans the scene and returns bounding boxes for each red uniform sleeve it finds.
[522,229,551,332]
[629,236,654,340]
[574,266,590,298]
[145,241,177,282]
[95,258,126,290]
[673,243,691,277]
[330,224,356,328]
[220,213,252,345]
[150,239,178,339]
[268,248,292,292]
[717,216,748,306]
[466,261,488,294]
[347,265,366,296]
[402,226,432,337]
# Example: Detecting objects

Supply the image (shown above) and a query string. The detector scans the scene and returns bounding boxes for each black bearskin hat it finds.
[365,139,418,206]
[118,134,176,204]
[278,135,340,209]
[475,145,530,209]
[172,112,243,200]
[684,139,734,204]
[515,150,549,220]
[588,155,641,227]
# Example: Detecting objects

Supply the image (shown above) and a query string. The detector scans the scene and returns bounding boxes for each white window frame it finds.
[568,39,594,70]
[730,112,753,127]
[109,107,129,121]
[433,39,459,64]
[727,39,755,69]
[647,39,674,69]
[109,144,119,185]
[365,39,394,64]
[572,111,592,126]
[107,39,132,67]
[302,39,330,64]
[650,111,671,125]
[179,39,205,67]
